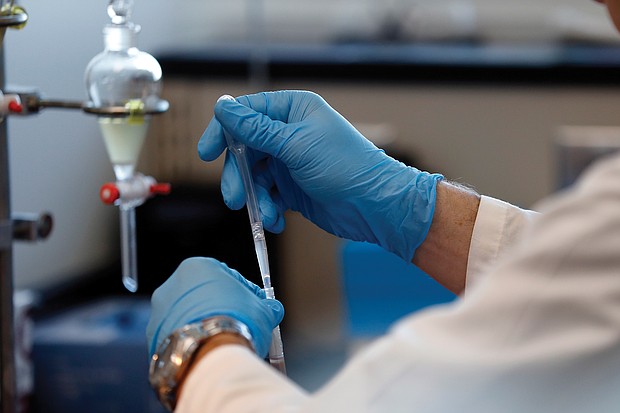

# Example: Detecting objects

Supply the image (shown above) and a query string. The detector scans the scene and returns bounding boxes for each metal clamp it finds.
[83,100,170,116]
[0,7,28,29]
[12,212,53,242]
[1,88,169,117]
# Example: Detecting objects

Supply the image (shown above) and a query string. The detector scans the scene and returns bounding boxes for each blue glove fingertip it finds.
[266,299,285,324]
[225,266,266,298]
[197,95,238,162]
[271,213,286,234]
[221,179,237,210]
[221,151,247,210]
[198,117,227,162]
[214,95,242,121]
[255,185,280,231]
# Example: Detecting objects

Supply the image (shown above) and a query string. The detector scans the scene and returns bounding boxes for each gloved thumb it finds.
[214,96,292,159]
[249,298,285,358]
[264,298,285,326]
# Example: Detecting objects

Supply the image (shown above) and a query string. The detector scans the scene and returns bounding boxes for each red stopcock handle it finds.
[100,183,121,205]
[0,91,23,117]
[99,175,171,206]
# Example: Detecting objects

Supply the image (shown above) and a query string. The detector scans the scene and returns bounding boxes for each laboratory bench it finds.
[156,42,620,85]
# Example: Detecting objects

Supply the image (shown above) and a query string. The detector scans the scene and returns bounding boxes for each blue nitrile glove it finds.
[198,91,443,262]
[146,257,284,358]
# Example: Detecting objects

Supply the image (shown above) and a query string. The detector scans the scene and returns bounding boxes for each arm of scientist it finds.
[200,91,536,294]
[175,150,620,413]
[149,168,535,412]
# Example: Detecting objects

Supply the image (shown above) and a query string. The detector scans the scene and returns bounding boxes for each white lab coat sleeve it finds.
[308,152,620,412]
[178,153,620,413]
[176,345,309,413]
[465,196,538,290]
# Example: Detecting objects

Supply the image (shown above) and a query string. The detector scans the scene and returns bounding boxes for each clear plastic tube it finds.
[120,206,138,292]
[225,131,287,375]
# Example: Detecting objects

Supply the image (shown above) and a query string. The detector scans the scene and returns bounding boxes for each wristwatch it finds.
[148,316,254,411]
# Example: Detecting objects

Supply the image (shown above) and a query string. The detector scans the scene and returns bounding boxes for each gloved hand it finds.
[146,257,284,358]
[198,91,443,261]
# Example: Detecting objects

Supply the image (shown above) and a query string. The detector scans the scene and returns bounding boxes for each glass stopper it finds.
[107,0,134,25]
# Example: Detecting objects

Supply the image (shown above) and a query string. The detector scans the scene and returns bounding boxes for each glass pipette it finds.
[222,117,287,374]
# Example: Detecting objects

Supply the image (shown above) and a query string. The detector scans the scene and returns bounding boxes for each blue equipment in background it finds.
[32,298,166,413]
[341,241,456,338]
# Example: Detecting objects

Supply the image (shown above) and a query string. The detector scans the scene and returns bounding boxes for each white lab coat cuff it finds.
[465,195,537,291]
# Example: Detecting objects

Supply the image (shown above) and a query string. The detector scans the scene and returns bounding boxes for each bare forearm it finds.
[413,181,481,295]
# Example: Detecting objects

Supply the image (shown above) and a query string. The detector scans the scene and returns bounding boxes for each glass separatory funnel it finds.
[85,0,169,293]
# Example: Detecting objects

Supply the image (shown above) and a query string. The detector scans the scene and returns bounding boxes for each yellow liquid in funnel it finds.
[99,117,149,168]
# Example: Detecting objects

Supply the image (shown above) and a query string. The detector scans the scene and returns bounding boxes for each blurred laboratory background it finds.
[5,0,620,412]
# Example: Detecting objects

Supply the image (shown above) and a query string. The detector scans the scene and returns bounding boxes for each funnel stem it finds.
[120,206,138,292]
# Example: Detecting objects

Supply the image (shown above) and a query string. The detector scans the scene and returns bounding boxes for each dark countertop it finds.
[157,42,620,86]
